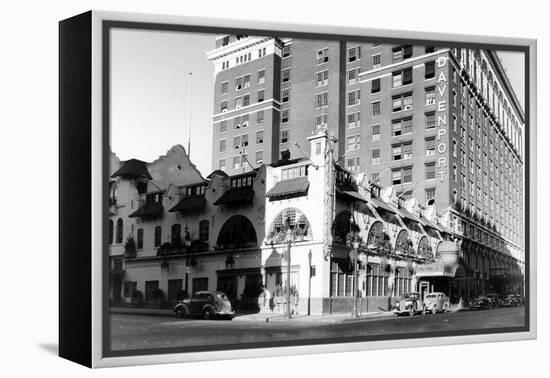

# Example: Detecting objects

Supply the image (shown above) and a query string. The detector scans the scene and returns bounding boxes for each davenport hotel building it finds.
[108,37,524,315]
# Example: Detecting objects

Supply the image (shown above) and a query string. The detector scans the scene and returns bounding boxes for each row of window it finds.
[108,220,210,247]
[219,151,264,171]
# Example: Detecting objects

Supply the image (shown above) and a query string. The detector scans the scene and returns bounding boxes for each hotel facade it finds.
[107,36,524,315]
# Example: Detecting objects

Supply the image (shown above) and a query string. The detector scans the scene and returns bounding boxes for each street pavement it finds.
[109,307,526,351]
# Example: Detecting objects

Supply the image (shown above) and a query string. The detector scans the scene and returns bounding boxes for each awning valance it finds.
[128,203,163,218]
[336,183,367,203]
[266,176,309,199]
[214,186,254,206]
[168,195,206,213]
[370,197,397,214]
[420,216,440,231]
[415,259,460,278]
[398,208,422,224]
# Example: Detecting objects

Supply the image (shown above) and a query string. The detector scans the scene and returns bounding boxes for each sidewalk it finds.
[109,306,393,323]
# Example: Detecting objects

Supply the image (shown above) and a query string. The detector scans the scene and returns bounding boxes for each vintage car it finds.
[393,292,425,316]
[502,294,523,307]
[423,292,450,314]
[174,290,234,320]
[470,295,493,310]
[486,293,501,307]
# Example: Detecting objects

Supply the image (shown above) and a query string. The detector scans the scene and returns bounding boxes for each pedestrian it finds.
[263,286,271,313]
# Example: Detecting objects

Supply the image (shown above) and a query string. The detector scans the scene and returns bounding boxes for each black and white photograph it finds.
[103,22,530,356]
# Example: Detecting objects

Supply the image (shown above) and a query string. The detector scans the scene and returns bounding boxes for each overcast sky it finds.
[110,30,526,175]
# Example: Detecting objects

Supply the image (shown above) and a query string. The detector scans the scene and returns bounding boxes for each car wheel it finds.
[176,308,184,318]
[203,308,214,320]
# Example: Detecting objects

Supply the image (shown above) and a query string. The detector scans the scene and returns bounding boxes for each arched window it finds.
[367,221,384,246]
[109,220,114,245]
[395,229,410,254]
[137,228,144,250]
[331,211,353,245]
[268,208,312,243]
[217,215,257,249]
[115,218,123,244]
[417,236,431,258]
[154,226,162,247]
[171,224,181,246]
[199,220,209,242]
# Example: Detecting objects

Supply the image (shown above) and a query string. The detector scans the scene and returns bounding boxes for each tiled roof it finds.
[168,196,206,213]
[111,159,152,180]
[266,176,310,199]
[213,186,254,206]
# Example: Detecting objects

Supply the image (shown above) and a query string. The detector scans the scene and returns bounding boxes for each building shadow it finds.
[37,343,58,356]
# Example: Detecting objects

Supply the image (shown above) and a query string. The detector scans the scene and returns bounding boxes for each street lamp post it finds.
[352,239,360,318]
[285,228,294,319]
[308,249,312,316]
[184,226,192,298]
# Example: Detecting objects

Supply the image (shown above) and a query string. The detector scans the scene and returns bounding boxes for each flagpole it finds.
[187,72,193,159]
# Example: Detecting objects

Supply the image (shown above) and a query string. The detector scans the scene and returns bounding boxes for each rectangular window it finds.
[282,68,291,83]
[317,48,329,64]
[425,112,436,129]
[425,61,435,79]
[256,150,264,164]
[393,93,413,112]
[233,136,240,149]
[372,124,380,141]
[281,130,289,143]
[392,145,402,160]
[403,142,413,159]
[282,89,290,103]
[219,159,226,170]
[233,156,240,169]
[371,78,380,93]
[243,74,250,88]
[426,163,436,180]
[372,54,381,69]
[233,116,241,129]
[221,81,228,94]
[257,90,264,102]
[243,94,250,107]
[347,46,361,62]
[219,120,227,133]
[315,114,328,129]
[347,135,360,151]
[392,45,412,62]
[316,92,329,108]
[235,77,243,91]
[282,45,291,58]
[348,68,360,84]
[219,139,226,152]
[256,110,264,124]
[316,70,328,87]
[425,188,436,201]
[258,69,265,84]
[168,279,183,301]
[346,157,360,172]
[241,134,248,147]
[347,112,360,128]
[145,281,159,302]
[371,149,380,165]
[220,101,228,112]
[235,97,242,109]
[425,87,435,105]
[425,137,435,155]
[347,90,360,106]
[256,130,264,144]
[281,110,289,123]
[372,101,381,116]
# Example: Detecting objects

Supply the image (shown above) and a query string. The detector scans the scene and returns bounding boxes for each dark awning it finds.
[111,159,152,180]
[398,208,422,224]
[266,176,310,199]
[336,183,367,203]
[128,203,163,218]
[369,197,397,214]
[168,196,206,213]
[214,186,254,206]
[419,216,440,231]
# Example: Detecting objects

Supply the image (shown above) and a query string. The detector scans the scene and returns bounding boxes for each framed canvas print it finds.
[59,10,537,368]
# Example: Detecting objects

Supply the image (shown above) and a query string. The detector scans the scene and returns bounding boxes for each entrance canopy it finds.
[416,241,464,278]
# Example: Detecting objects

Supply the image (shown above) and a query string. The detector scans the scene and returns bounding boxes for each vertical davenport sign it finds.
[436,56,448,182]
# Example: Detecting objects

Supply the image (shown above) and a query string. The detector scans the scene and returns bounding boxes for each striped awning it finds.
[266,176,310,199]
[369,197,397,214]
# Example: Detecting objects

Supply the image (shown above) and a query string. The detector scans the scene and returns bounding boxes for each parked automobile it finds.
[486,293,501,307]
[502,294,523,307]
[174,291,234,320]
[393,292,425,316]
[470,295,493,310]
[423,292,450,314]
